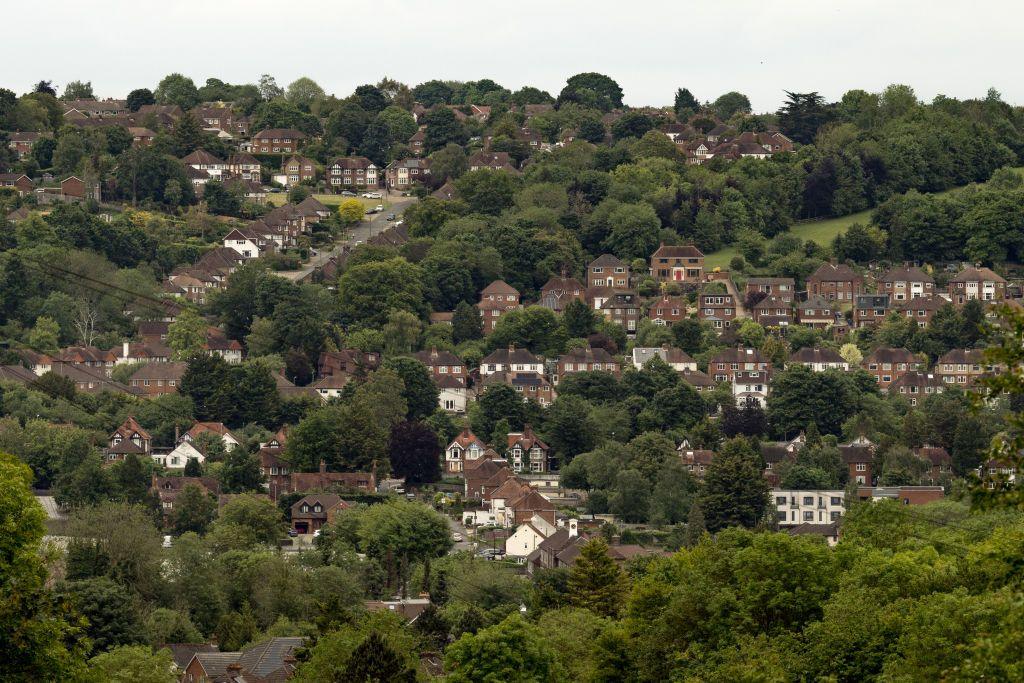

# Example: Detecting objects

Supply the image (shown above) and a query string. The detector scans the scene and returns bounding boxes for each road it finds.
[447,515,473,553]
[277,192,418,281]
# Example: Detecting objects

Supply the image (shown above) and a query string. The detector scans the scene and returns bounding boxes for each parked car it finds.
[452,533,463,542]
[476,548,504,560]
[375,204,384,212]
[340,190,356,197]
[287,529,298,538]
[386,213,396,221]
[162,535,173,548]
[365,191,382,199]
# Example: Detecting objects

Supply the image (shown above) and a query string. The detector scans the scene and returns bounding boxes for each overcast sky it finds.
[3,0,1021,111]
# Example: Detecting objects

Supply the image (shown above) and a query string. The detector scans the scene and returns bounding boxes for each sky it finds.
[3,0,1022,111]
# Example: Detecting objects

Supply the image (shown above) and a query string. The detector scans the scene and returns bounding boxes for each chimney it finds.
[122,340,130,359]
[568,518,579,537]
[319,459,327,474]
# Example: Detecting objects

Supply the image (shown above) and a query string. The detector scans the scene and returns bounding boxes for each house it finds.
[468,151,517,172]
[413,347,467,388]
[861,347,922,389]
[463,457,513,500]
[155,440,206,470]
[437,374,470,413]
[949,267,1007,304]
[935,348,992,388]
[733,370,770,407]
[60,175,101,201]
[482,371,557,407]
[152,476,220,517]
[487,476,557,525]
[478,280,521,333]
[599,290,642,334]
[364,598,432,622]
[796,295,838,329]
[751,295,793,328]
[761,435,807,485]
[106,417,152,463]
[745,277,795,303]
[62,98,129,118]
[259,432,293,499]
[840,436,875,485]
[631,345,697,372]
[310,374,348,402]
[282,155,317,187]
[856,485,945,505]
[505,514,558,558]
[281,460,377,497]
[181,149,228,179]
[915,446,954,483]
[787,347,849,372]
[385,158,430,189]
[648,295,688,325]
[479,346,539,379]
[698,288,737,329]
[223,227,273,259]
[539,276,585,311]
[446,428,489,475]
[853,294,890,328]
[807,263,863,302]
[7,131,44,158]
[787,522,840,546]
[202,333,243,364]
[506,425,552,473]
[678,442,714,478]
[878,265,935,301]
[324,156,378,189]
[650,243,705,283]
[251,128,307,154]
[708,347,770,383]
[183,421,241,451]
[181,637,303,683]
[128,361,186,396]
[556,345,620,382]
[291,494,347,534]
[318,349,380,382]
[587,254,630,288]
[226,153,262,183]
[890,371,945,405]
[773,490,846,526]
[896,295,947,328]
[431,178,459,200]
[680,368,717,392]
[54,346,118,375]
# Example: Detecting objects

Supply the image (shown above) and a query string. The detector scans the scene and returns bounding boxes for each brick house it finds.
[587,254,630,288]
[807,263,863,302]
[324,156,379,190]
[478,345,544,376]
[650,243,705,283]
[127,127,155,146]
[751,295,793,327]
[468,151,517,172]
[890,371,945,405]
[708,347,770,383]
[7,131,44,158]
[948,267,1007,304]
[878,265,935,301]
[556,345,620,382]
[648,295,688,325]
[384,158,430,189]
[600,290,642,334]
[678,442,715,478]
[745,277,795,303]
[0,173,32,194]
[478,280,521,333]
[227,153,262,183]
[935,348,992,388]
[413,347,467,386]
[539,276,585,311]
[283,155,317,186]
[128,361,186,396]
[787,347,849,372]
[251,128,307,154]
[861,347,922,389]
[915,446,954,483]
[291,494,347,534]
[506,425,552,473]
[853,294,890,328]
[796,295,837,328]
[446,428,488,474]
[698,289,737,329]
[482,371,557,407]
[152,476,220,520]
[896,296,947,328]
[106,416,152,464]
[841,436,875,485]
[181,637,302,683]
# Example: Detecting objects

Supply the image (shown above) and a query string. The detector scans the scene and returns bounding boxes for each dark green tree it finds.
[674,88,700,118]
[341,631,417,682]
[169,484,216,535]
[699,437,769,531]
[776,91,832,144]
[389,421,441,485]
[382,357,439,421]
[451,301,483,344]
[567,537,627,617]
[57,577,145,654]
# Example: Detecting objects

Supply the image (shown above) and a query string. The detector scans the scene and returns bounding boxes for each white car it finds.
[452,533,463,542]
[162,535,173,548]
[375,204,384,212]
[365,191,382,199]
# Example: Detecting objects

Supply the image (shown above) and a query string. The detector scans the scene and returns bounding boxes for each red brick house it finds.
[7,132,45,157]
[796,295,837,328]
[948,267,1007,304]
[861,347,922,389]
[650,243,705,283]
[853,294,891,328]
[556,345,620,382]
[324,156,379,190]
[539,276,585,311]
[0,173,32,194]
[291,493,347,534]
[283,155,317,186]
[648,295,688,325]
[915,446,954,483]
[698,289,737,329]
[128,361,185,396]
[600,290,642,334]
[708,347,770,383]
[482,371,557,407]
[889,371,945,405]
[751,295,793,327]
[251,128,307,154]
[878,265,934,301]
[678,442,714,478]
[587,254,630,288]
[413,348,467,386]
[506,425,552,473]
[896,296,947,328]
[479,280,521,333]
[745,277,796,303]
[840,437,875,485]
[60,175,101,200]
[807,263,863,302]
[935,349,992,388]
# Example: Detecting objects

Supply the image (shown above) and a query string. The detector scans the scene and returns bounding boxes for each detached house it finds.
[648,295,688,325]
[678,442,715,478]
[468,151,517,172]
[283,155,316,186]
[227,153,262,183]
[479,280,521,333]
[949,267,1007,304]
[325,156,378,189]
[698,288,737,329]
[853,294,891,328]
[291,494,347,534]
[479,345,543,376]
[650,243,705,283]
[128,361,186,396]
[746,277,795,302]
[181,149,228,179]
[935,349,992,388]
[106,417,152,463]
[385,158,430,189]
[897,296,946,328]
[878,266,934,301]
[807,263,863,301]
[599,290,642,334]
[733,370,770,407]
[539,276,585,311]
[861,347,922,389]
[587,254,630,288]
[0,173,32,194]
[482,371,557,407]
[841,436,875,485]
[751,295,793,328]
[796,295,837,329]
[251,128,306,154]
[556,345,620,382]
[631,345,697,372]
[446,428,488,474]
[709,347,770,383]
[506,425,553,473]
[788,347,849,372]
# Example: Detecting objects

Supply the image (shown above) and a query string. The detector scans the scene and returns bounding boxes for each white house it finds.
[223,228,265,259]
[733,370,769,408]
[504,513,557,558]
[183,422,241,451]
[631,346,697,372]
[478,346,544,377]
[773,490,846,527]
[154,440,205,470]
[437,376,469,414]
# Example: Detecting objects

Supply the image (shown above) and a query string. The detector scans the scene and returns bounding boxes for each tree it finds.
[768,366,864,437]
[382,357,439,421]
[85,645,176,683]
[258,74,284,100]
[169,484,216,535]
[611,112,654,140]
[209,494,282,548]
[776,91,832,145]
[421,107,468,153]
[154,73,199,109]
[166,308,207,360]
[609,469,650,523]
[568,538,627,617]
[711,91,752,119]
[0,453,87,679]
[26,315,60,354]
[558,72,623,111]
[382,310,422,355]
[428,143,468,182]
[542,396,598,462]
[452,302,483,344]
[285,77,325,109]
[699,437,770,531]
[34,80,57,96]
[201,180,240,216]
[218,448,263,493]
[58,577,145,654]
[341,632,417,682]
[61,80,94,101]
[674,88,700,118]
[684,503,706,547]
[389,420,441,485]
[337,258,426,329]
[445,614,561,683]
[126,88,155,112]
[336,198,364,226]
[563,299,598,338]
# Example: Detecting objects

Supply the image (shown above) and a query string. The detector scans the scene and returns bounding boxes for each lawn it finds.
[703,167,1024,270]
[266,192,390,209]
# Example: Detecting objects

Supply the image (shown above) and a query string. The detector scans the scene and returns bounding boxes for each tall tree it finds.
[169,484,216,535]
[389,421,442,485]
[698,437,769,531]
[341,632,417,682]
[568,537,627,617]
[154,73,200,109]
[126,88,155,112]
[674,87,700,118]
[776,91,832,144]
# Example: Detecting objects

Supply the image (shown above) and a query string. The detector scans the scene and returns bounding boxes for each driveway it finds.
[447,515,473,553]
[277,191,418,281]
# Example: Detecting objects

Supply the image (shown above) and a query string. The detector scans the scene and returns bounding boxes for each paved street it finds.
[277,192,418,281]
[447,515,473,553]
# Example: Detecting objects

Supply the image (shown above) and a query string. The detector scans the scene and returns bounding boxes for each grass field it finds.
[703,167,1024,270]
[266,193,389,209]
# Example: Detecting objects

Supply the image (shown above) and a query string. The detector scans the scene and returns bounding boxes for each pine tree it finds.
[183,457,202,477]
[699,437,770,532]
[451,301,482,344]
[567,537,627,617]
[684,502,706,548]
[114,454,149,503]
[341,631,416,682]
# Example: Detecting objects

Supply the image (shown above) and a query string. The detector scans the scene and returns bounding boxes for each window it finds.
[802,496,814,505]
[803,511,814,521]
[855,463,866,472]
[776,496,787,505]
[777,511,787,521]
[830,511,842,521]
[830,496,842,506]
